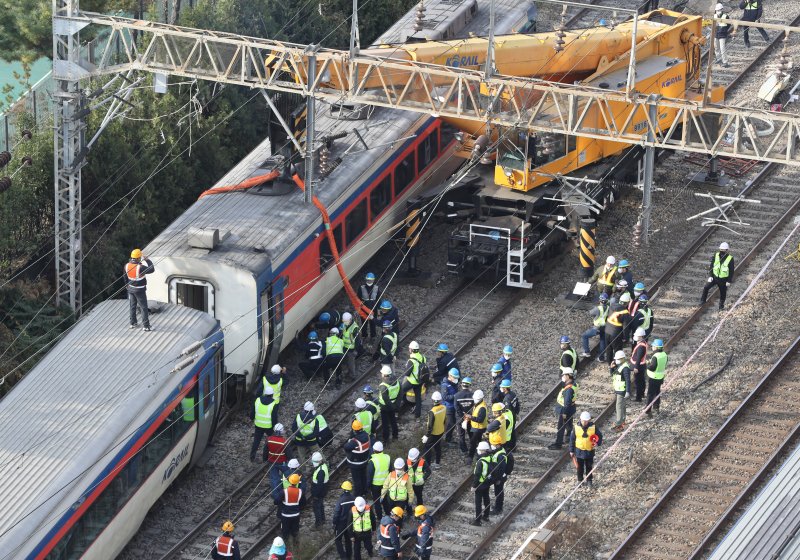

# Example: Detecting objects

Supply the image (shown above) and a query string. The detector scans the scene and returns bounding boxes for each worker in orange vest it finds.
[124,248,154,331]
[211,520,241,560]
[278,474,306,546]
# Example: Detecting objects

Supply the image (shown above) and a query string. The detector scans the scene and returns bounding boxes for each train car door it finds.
[261,276,287,375]
[191,356,217,465]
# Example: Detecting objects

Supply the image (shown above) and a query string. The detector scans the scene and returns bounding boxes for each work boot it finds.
[470,519,482,526]
[579,352,591,359]
[491,507,503,515]
[483,512,491,521]
[587,479,593,489]
[547,443,562,450]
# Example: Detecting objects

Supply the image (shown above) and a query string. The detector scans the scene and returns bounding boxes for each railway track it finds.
[609,334,800,560]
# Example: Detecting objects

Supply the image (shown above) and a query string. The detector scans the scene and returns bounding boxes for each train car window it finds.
[370,175,392,218]
[319,224,343,272]
[346,199,368,246]
[169,278,215,317]
[417,132,439,174]
[394,153,415,196]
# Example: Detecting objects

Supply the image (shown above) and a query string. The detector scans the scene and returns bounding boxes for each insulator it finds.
[0,177,11,193]
[414,2,426,31]
[554,28,566,53]
[632,220,642,249]
[0,151,10,168]
[21,156,32,167]
[20,130,32,141]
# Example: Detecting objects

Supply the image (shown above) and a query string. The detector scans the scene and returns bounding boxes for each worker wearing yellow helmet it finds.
[333,481,355,558]
[124,248,155,331]
[344,418,372,497]
[379,507,405,559]
[409,504,435,560]
[212,520,241,559]
[489,430,510,515]
[279,473,305,546]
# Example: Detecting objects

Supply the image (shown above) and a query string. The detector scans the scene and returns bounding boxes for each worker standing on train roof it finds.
[342,312,361,380]
[378,507,404,559]
[569,411,603,488]
[268,537,293,560]
[378,365,401,442]
[489,433,509,515]
[382,458,413,516]
[352,496,377,560]
[311,451,329,527]
[261,364,285,408]
[490,363,505,405]
[440,369,459,443]
[358,272,382,340]
[267,424,290,499]
[250,387,277,463]
[631,294,655,339]
[406,447,431,506]
[500,378,520,421]
[345,419,372,497]
[548,370,577,450]
[298,330,326,380]
[589,255,617,298]
[278,473,305,547]
[454,377,474,455]
[422,391,446,466]
[403,505,435,560]
[333,481,355,560]
[373,320,398,373]
[700,242,735,311]
[434,343,459,386]
[378,299,400,335]
[611,350,631,431]
[559,335,578,375]
[615,259,634,298]
[353,398,374,437]
[466,389,488,463]
[470,441,493,525]
[630,328,649,402]
[403,341,429,420]
[325,327,346,389]
[580,292,609,360]
[212,520,241,560]
[124,248,154,331]
[363,385,382,436]
[368,440,390,519]
[497,345,513,380]
[646,339,669,416]
[293,401,333,466]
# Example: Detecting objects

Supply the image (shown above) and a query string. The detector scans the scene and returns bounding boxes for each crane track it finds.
[609,335,800,560]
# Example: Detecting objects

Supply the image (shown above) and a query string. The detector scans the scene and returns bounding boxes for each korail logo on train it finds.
[163,444,190,482]
[446,55,481,67]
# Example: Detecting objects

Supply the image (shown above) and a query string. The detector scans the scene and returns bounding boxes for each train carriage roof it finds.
[0,301,218,552]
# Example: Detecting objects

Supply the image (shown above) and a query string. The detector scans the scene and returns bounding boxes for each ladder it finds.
[506,221,532,288]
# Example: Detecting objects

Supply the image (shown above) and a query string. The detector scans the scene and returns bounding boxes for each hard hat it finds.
[503,344,513,354]
[355,496,367,511]
[342,312,353,322]
[617,279,629,288]
[408,447,420,460]
[492,402,505,412]
[415,505,427,517]
[341,480,353,491]
[448,368,460,379]
[619,293,632,303]
[304,401,315,412]
[614,350,627,361]
[500,379,512,388]
[308,331,319,341]
[274,423,284,433]
[312,451,323,465]
[562,367,574,376]
[431,391,442,402]
[373,441,384,452]
[130,248,142,259]
[363,384,374,393]
[409,341,420,351]
[380,299,392,311]
[606,255,616,265]
[381,365,393,377]
[382,320,392,328]
[639,294,649,302]
[715,2,724,10]
[477,441,490,453]
[473,389,484,403]
[719,242,730,251]
[222,520,234,532]
[264,386,274,396]
[618,259,629,268]
[652,339,664,348]
[319,312,331,323]
[271,364,282,375]
[599,293,609,302]
[437,343,449,352]
[288,473,301,485]
[491,363,503,373]
[489,432,504,446]
[634,327,647,338]
[391,506,405,518]
[580,411,592,422]
[271,537,286,555]
[560,335,571,344]
[462,377,473,385]
[634,282,646,291]
[288,458,300,469]
[352,419,363,431]
[365,272,376,282]
[355,398,367,409]
[330,327,340,335]
[394,457,405,470]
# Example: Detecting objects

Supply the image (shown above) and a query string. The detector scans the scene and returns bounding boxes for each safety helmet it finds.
[448,368,460,379]
[264,386,275,396]
[271,364,282,375]
[437,343,449,352]
[614,350,627,361]
[491,363,503,374]
[319,312,331,323]
[606,255,616,265]
[415,505,427,517]
[431,391,442,402]
[330,327,340,335]
[304,401,315,412]
[352,419,363,431]
[373,441,384,452]
[618,259,629,268]
[599,293,609,302]
[652,339,664,349]
[382,320,392,329]
[391,507,405,518]
[562,368,574,378]
[634,282,645,292]
[288,473,301,486]
[503,344,513,355]
[409,341,420,351]
[130,248,142,259]
[381,365,393,377]
[222,520,234,532]
[365,272,376,282]
[274,423,284,433]
[342,312,353,323]
[477,441,490,453]
[489,432,504,446]
[580,411,591,422]
[408,448,420,460]
[380,300,392,311]
[619,293,632,304]
[312,451,323,466]
[634,327,647,339]
[355,398,366,409]
[394,458,405,470]
[492,402,505,413]
[288,458,300,469]
[355,496,367,511]
[638,294,649,302]
[719,242,730,251]
[341,480,353,491]
[363,384,374,394]
[308,331,319,341]
[715,2,724,10]
[472,389,484,403]
[617,279,629,288]
[272,537,286,554]
[462,377,473,385]
[560,335,571,344]
[500,379,512,388]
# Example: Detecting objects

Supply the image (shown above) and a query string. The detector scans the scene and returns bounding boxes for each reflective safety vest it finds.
[387,472,410,500]
[379,380,401,405]
[560,348,577,374]
[365,399,381,418]
[282,469,301,489]
[502,409,515,441]
[282,487,302,516]
[648,351,669,380]
[407,352,427,385]
[599,265,617,286]
[744,0,759,9]
[267,436,288,464]
[296,414,327,440]
[352,506,373,532]
[574,423,596,452]
[355,409,373,434]
[380,332,399,357]
[491,447,507,471]
[380,521,400,550]
[613,363,629,393]
[416,517,434,550]
[263,376,283,404]
[124,260,151,290]
[475,456,492,483]
[489,419,508,444]
[326,335,345,355]
[557,383,576,407]
[407,459,426,486]
[470,401,488,430]
[713,252,733,279]
[343,322,359,350]
[429,404,446,436]
[637,307,653,331]
[370,452,391,485]
[607,308,629,327]
[359,283,380,304]
[348,435,371,462]
[215,535,234,557]
[593,304,609,327]
[314,463,330,484]
[254,399,276,429]
[631,341,648,367]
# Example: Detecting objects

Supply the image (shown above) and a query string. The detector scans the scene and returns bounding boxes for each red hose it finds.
[197,170,280,199]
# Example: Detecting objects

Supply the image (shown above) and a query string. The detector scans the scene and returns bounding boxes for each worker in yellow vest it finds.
[589,255,617,297]
[381,458,413,515]
[351,496,376,560]
[325,327,346,388]
[403,341,429,420]
[700,242,735,311]
[569,411,603,488]
[421,391,446,466]
[646,339,669,416]
[342,312,361,381]
[367,440,390,519]
[250,387,277,463]
[465,390,488,463]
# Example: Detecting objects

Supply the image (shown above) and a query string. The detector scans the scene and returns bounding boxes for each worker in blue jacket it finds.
[497,345,513,380]
[439,368,459,442]
[378,299,400,335]
[403,505,434,560]
[434,343,459,385]
[379,508,404,558]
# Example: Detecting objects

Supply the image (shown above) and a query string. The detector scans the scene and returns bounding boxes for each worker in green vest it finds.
[646,339,669,416]
[353,398,374,436]
[310,451,329,527]
[378,366,401,442]
[325,327,346,388]
[610,350,631,431]
[342,312,361,381]
[250,387,277,463]
[700,242,735,310]
[470,441,492,526]
[367,440,390,519]
[261,364,285,409]
[402,341,429,420]
[559,335,577,375]
[351,496,376,560]
[581,292,609,361]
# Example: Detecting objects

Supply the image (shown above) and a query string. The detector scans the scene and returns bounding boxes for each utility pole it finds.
[304,46,318,203]
[641,95,658,245]
[484,0,496,80]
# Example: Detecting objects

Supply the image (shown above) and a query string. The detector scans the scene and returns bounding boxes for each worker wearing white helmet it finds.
[465,389,488,463]
[611,350,631,431]
[471,440,493,525]
[403,340,428,420]
[325,325,346,388]
[714,2,732,65]
[269,536,290,560]
[266,423,290,501]
[293,402,332,467]
[353,397,374,436]
[570,411,603,488]
[701,241,735,311]
[378,365,401,442]
[381,456,413,516]
[548,368,577,450]
[262,363,285,405]
[250,381,278,463]
[310,451,330,527]
[351,495,377,559]
[590,254,618,297]
[421,390,446,467]
[405,447,431,507]
[367,440,390,519]
[341,311,361,382]
[630,328,649,402]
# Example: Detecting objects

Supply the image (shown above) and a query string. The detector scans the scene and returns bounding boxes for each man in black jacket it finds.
[737,0,769,47]
[332,481,355,560]
[124,248,155,331]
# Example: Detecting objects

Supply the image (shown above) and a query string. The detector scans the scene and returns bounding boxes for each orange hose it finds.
[292,173,372,319]
[197,170,281,199]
